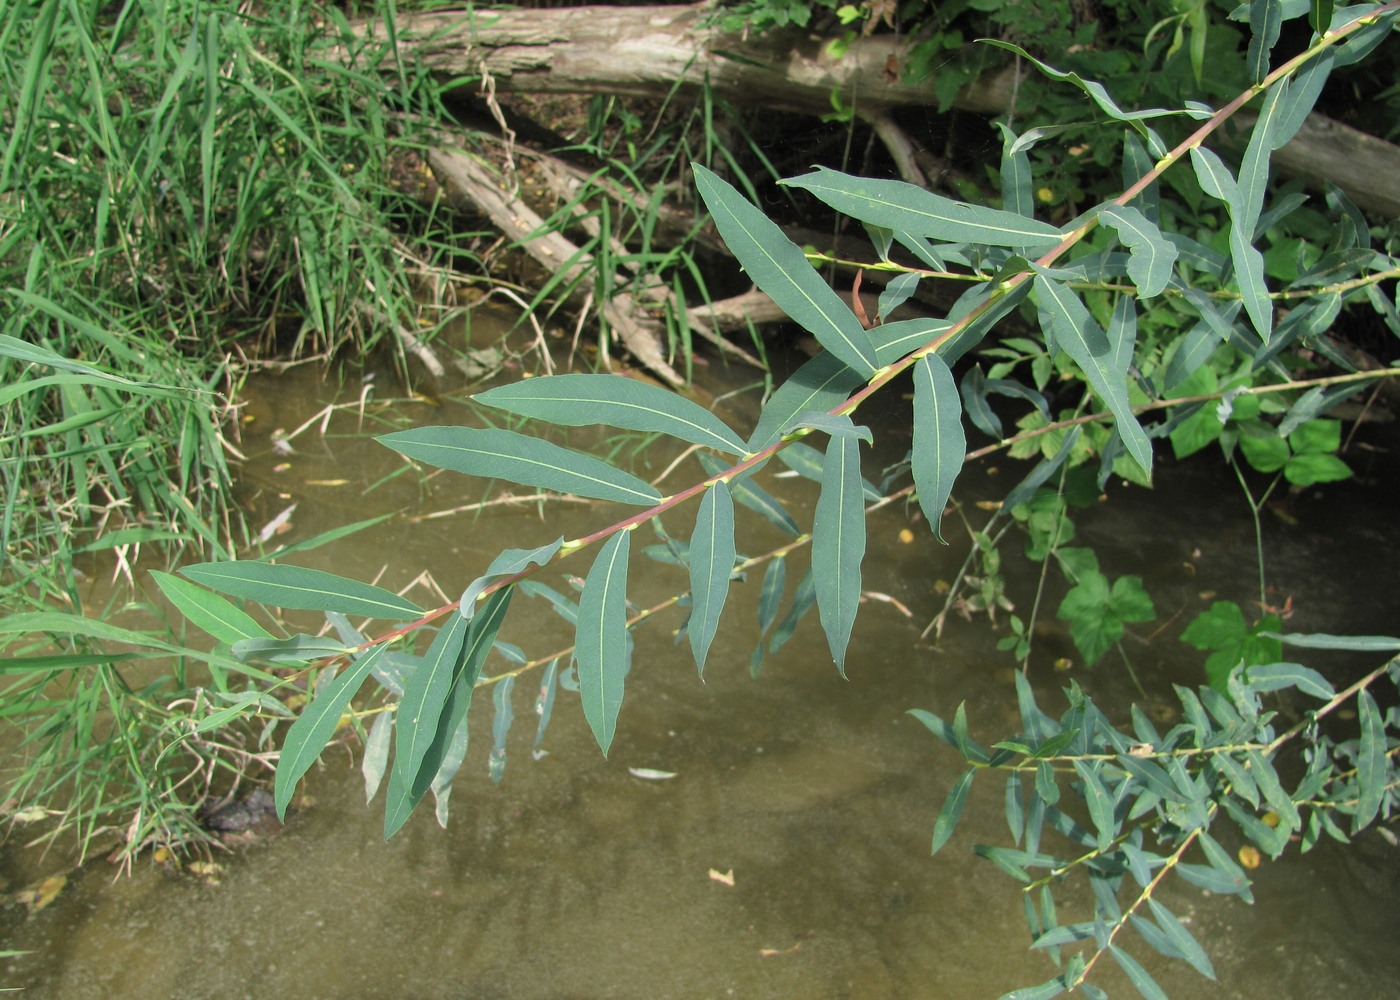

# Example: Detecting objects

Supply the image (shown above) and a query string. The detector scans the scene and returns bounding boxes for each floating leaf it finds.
[151,570,272,645]
[379,426,661,506]
[784,166,1064,250]
[181,561,424,620]
[275,644,388,819]
[911,353,964,542]
[812,436,866,674]
[688,482,736,676]
[694,164,878,376]
[1098,205,1176,298]
[475,374,748,456]
[1034,274,1152,475]
[576,531,632,755]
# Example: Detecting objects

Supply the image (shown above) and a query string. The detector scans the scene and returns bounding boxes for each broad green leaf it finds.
[931,768,975,855]
[275,644,388,818]
[180,561,424,620]
[812,436,866,674]
[697,451,800,537]
[1355,689,1385,832]
[1309,0,1334,36]
[232,634,351,665]
[1034,275,1152,474]
[911,354,964,542]
[383,614,470,838]
[379,426,661,506]
[783,166,1063,250]
[459,538,563,620]
[781,411,873,443]
[151,570,272,644]
[488,675,515,785]
[475,374,747,456]
[694,164,878,376]
[688,482,736,676]
[576,530,632,755]
[1098,205,1176,298]
[748,351,863,452]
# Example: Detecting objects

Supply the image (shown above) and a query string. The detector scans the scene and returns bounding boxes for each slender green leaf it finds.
[1034,275,1152,474]
[363,710,393,803]
[769,567,816,655]
[776,441,881,500]
[180,561,424,620]
[577,530,632,755]
[1072,759,1116,851]
[151,570,272,644]
[1099,205,1176,298]
[812,436,866,674]
[694,164,878,375]
[1117,754,1187,803]
[1147,899,1216,979]
[1245,662,1334,699]
[781,411,872,443]
[911,353,964,542]
[1230,224,1273,342]
[747,352,863,452]
[429,715,469,827]
[688,482,736,676]
[475,374,748,456]
[1270,631,1400,652]
[488,675,516,785]
[998,123,1034,218]
[266,513,396,559]
[232,634,351,665]
[1247,0,1284,83]
[1355,689,1385,832]
[383,614,471,838]
[275,645,388,819]
[533,658,560,753]
[1110,945,1170,1000]
[784,166,1064,250]
[1196,830,1254,901]
[931,768,975,854]
[380,426,660,506]
[459,538,564,620]
[697,451,800,537]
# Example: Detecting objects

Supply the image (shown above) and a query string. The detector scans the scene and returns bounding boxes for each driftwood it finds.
[373,3,1400,219]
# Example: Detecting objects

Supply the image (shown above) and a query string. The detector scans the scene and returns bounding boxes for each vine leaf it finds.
[180,561,424,621]
[475,373,748,456]
[911,353,965,543]
[274,644,388,819]
[688,482,736,677]
[812,435,866,674]
[151,570,272,644]
[382,613,470,838]
[1033,274,1153,475]
[693,164,879,377]
[1098,205,1176,298]
[577,530,632,755]
[784,166,1064,251]
[378,426,661,506]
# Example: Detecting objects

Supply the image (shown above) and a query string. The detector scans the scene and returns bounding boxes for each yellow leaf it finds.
[898,528,915,544]
[1238,844,1262,869]
[19,874,66,913]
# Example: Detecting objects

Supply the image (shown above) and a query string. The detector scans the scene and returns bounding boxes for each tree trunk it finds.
[367,3,1400,219]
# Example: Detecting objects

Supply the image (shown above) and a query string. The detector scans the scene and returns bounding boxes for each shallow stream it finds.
[3,317,1398,998]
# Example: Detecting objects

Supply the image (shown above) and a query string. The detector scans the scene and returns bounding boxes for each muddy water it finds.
[3,326,1399,998]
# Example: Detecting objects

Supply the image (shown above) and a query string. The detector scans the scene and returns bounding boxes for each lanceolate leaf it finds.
[576,530,632,755]
[275,644,388,819]
[383,613,470,837]
[931,768,975,855]
[180,561,424,620]
[781,411,873,443]
[232,634,351,665]
[475,374,747,456]
[911,354,964,542]
[783,166,1063,251]
[1098,205,1176,298]
[1034,275,1152,474]
[488,675,515,785]
[151,569,273,644]
[1246,0,1284,83]
[458,538,563,621]
[1230,225,1274,342]
[379,426,661,506]
[693,164,879,376]
[688,482,736,676]
[697,451,800,537]
[812,436,866,674]
[1355,689,1385,832]
[747,352,863,452]
[769,567,816,655]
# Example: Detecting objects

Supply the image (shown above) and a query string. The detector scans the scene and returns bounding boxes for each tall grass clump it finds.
[0,0,474,860]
